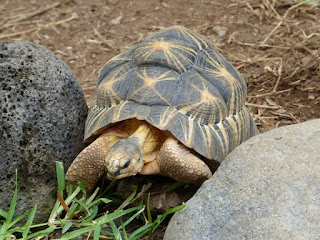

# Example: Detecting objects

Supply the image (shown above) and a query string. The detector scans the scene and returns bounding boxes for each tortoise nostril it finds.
[113,169,121,176]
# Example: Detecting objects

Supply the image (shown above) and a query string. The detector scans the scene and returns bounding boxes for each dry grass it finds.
[0,0,319,132]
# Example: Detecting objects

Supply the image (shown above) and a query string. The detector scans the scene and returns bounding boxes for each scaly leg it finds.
[156,137,212,185]
[65,134,119,192]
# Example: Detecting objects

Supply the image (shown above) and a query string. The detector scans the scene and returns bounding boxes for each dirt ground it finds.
[1,0,319,132]
[1,0,319,238]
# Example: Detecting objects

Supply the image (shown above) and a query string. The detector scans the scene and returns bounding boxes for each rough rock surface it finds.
[0,41,88,223]
[164,119,320,240]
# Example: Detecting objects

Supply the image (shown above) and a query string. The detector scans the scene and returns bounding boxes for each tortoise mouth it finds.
[107,171,138,180]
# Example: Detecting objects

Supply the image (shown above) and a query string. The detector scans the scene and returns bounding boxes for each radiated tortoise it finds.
[66,26,258,191]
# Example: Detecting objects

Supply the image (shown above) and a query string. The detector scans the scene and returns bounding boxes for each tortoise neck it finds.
[131,122,152,145]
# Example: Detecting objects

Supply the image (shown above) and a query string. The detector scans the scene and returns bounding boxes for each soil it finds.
[1,0,319,238]
[1,0,319,132]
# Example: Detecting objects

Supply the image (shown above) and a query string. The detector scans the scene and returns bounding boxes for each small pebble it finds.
[111,15,123,25]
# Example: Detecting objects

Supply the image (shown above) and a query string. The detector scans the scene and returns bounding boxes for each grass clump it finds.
[0,162,185,239]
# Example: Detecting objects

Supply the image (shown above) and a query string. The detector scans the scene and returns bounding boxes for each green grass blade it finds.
[63,186,82,205]
[0,170,19,240]
[140,183,152,193]
[77,181,87,199]
[119,218,128,240]
[129,223,152,240]
[67,182,73,197]
[120,206,145,230]
[88,197,112,209]
[168,181,185,191]
[24,226,56,240]
[107,196,124,205]
[100,179,119,196]
[1,225,24,236]
[50,186,81,220]
[93,224,101,240]
[62,221,73,234]
[8,207,35,229]
[96,206,142,225]
[100,198,113,204]
[109,220,121,240]
[82,205,99,224]
[59,226,95,240]
[162,204,185,217]
[74,198,90,214]
[22,205,37,238]
[116,186,137,211]
[0,209,7,219]
[100,229,114,236]
[85,187,100,205]
[151,204,186,234]
[65,202,79,219]
[48,199,61,224]
[56,161,65,195]
[146,193,152,224]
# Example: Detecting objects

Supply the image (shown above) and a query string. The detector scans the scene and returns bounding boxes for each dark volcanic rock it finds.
[0,41,88,223]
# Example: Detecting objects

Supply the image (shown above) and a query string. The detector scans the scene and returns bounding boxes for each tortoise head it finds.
[105,136,144,180]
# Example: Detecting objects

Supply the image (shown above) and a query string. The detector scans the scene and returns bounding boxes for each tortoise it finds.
[65,26,258,191]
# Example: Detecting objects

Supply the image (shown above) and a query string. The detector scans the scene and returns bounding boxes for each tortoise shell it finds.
[85,26,258,162]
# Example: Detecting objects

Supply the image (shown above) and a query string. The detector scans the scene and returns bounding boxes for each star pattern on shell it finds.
[84,26,258,162]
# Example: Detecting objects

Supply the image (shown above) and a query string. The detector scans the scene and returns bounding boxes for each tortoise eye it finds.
[122,160,130,169]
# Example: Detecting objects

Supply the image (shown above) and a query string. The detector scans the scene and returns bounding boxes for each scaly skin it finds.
[65,134,119,192]
[156,137,212,185]
[66,120,212,191]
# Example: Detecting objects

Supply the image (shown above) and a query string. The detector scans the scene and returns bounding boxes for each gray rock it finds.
[164,119,320,240]
[0,41,88,223]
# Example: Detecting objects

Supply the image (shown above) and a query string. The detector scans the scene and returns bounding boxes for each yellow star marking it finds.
[128,69,177,105]
[176,77,227,124]
[138,69,158,89]
[177,27,209,50]
[201,50,225,71]
[201,89,216,103]
[216,67,245,115]
[143,78,157,88]
[101,79,114,90]
[198,50,246,115]
[112,101,128,122]
[214,121,228,158]
[98,68,134,108]
[157,108,177,129]
[152,41,172,51]
[135,38,197,72]
[218,67,237,85]
[228,114,240,147]
[183,118,194,147]
[137,68,177,89]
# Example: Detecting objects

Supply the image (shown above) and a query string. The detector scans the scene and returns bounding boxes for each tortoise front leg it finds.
[65,134,119,192]
[156,137,212,185]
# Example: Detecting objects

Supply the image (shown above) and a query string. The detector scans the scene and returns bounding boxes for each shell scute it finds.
[126,66,179,106]
[175,69,228,125]
[133,39,197,72]
[194,49,247,115]
[145,26,210,50]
